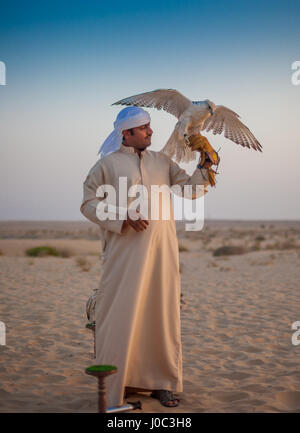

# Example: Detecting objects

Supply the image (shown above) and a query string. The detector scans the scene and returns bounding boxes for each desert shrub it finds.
[213,245,247,257]
[249,241,261,252]
[57,248,73,258]
[178,243,189,252]
[25,246,59,257]
[25,245,73,258]
[208,261,219,268]
[281,240,299,249]
[255,235,265,241]
[266,240,299,251]
[76,256,91,272]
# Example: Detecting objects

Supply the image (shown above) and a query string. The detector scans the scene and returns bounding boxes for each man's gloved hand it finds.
[187,134,220,167]
[187,134,220,187]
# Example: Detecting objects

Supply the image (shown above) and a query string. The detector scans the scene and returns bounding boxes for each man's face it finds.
[122,122,153,151]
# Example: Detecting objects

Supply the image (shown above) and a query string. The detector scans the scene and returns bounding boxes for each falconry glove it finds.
[187,134,220,187]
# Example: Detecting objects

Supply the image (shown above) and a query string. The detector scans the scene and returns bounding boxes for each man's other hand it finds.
[122,210,149,233]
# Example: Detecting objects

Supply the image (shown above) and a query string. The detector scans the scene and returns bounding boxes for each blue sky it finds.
[0,0,299,220]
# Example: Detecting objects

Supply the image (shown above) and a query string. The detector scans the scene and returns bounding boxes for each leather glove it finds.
[187,135,220,187]
[187,134,220,167]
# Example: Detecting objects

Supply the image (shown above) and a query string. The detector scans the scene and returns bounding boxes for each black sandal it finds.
[151,390,180,407]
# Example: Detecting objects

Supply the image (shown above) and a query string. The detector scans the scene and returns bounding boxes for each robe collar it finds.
[119,143,149,159]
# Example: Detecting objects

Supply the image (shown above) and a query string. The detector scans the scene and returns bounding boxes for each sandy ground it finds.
[0,220,300,413]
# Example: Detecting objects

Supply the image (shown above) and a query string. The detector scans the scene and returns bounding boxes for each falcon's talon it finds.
[184,134,191,146]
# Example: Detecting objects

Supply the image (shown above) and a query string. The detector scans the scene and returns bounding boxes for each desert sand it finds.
[0,220,300,413]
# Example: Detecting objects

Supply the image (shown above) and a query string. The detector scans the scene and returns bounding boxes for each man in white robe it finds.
[80,107,212,408]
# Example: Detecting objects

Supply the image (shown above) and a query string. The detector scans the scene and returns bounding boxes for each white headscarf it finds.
[98,106,151,159]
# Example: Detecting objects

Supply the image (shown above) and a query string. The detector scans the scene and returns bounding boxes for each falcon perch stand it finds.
[85,323,142,413]
[85,365,142,413]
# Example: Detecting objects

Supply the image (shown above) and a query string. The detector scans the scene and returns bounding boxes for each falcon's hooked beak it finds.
[208,106,214,116]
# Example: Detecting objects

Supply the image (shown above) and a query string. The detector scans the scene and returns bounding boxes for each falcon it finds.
[112,89,262,163]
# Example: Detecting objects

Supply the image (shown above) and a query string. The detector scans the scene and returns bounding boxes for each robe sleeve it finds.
[168,155,211,199]
[80,162,126,235]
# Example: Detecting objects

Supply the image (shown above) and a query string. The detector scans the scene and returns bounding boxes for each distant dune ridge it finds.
[0,220,300,412]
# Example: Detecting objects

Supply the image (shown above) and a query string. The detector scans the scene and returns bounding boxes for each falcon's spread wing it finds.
[112,89,192,119]
[202,105,262,151]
